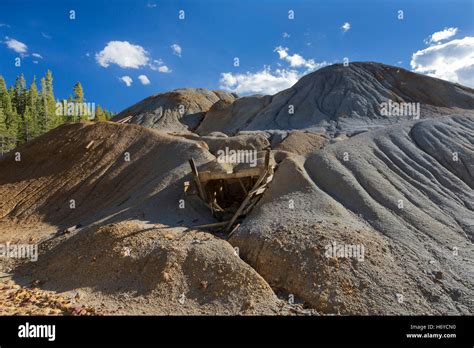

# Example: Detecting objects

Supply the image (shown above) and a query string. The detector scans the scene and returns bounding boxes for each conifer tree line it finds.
[0,70,114,149]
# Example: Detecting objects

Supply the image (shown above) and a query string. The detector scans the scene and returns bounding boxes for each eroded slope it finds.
[230,115,474,314]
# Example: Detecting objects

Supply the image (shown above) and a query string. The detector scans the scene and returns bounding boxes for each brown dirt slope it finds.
[0,121,214,230]
[13,221,293,315]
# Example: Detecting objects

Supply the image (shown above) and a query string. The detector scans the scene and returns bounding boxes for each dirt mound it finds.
[113,88,236,132]
[0,121,214,230]
[14,221,292,315]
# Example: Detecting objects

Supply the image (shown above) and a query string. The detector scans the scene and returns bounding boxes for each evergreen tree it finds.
[27,76,40,137]
[8,86,20,138]
[0,76,16,136]
[95,105,107,121]
[60,94,72,122]
[8,86,15,102]
[44,70,58,129]
[73,82,84,104]
[73,82,90,121]
[38,77,49,134]
[0,106,8,154]
[12,74,27,116]
[11,74,30,141]
[0,77,10,110]
[0,71,112,144]
[17,106,34,143]
[0,107,6,134]
[9,109,19,139]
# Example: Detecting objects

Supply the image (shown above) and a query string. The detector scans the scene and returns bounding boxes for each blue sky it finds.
[1,0,473,112]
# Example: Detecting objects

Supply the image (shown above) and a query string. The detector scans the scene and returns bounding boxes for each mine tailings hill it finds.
[197,62,474,134]
[1,61,473,315]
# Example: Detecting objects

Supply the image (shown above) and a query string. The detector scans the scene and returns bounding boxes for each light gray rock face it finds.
[230,115,474,314]
[198,62,474,135]
[113,88,236,132]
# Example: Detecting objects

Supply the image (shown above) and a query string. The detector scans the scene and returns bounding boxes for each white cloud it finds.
[274,46,326,71]
[41,32,52,39]
[4,37,27,54]
[138,74,151,85]
[275,46,288,59]
[119,75,133,87]
[158,65,171,73]
[411,36,474,87]
[220,67,301,95]
[0,23,10,28]
[282,32,290,39]
[149,59,163,70]
[33,60,39,64]
[220,47,328,95]
[171,43,182,57]
[32,53,43,59]
[341,22,351,33]
[425,27,458,45]
[96,41,149,68]
[147,3,157,8]
[149,59,172,73]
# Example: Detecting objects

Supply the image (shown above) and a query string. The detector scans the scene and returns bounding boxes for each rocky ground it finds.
[0,275,103,316]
